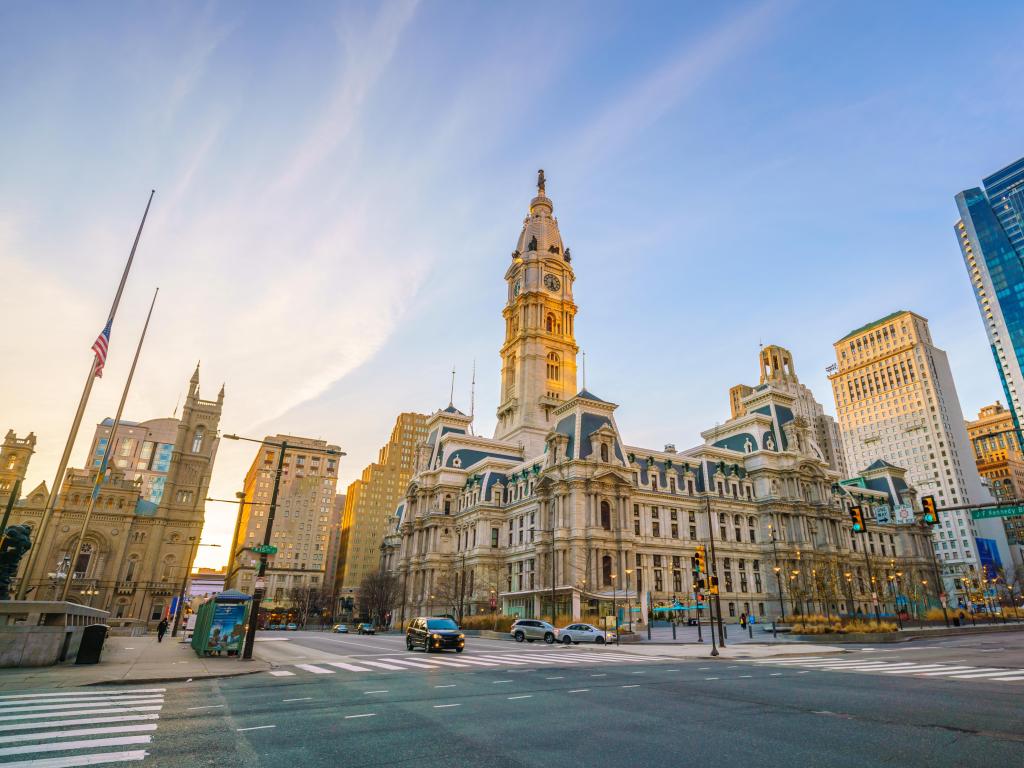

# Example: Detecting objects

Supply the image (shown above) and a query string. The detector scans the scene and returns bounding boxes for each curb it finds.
[82,666,272,687]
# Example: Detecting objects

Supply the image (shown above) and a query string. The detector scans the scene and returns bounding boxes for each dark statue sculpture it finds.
[528,235,538,251]
[537,168,546,196]
[564,247,572,263]
[0,524,32,600]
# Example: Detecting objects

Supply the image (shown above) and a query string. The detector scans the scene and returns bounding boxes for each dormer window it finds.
[600,443,609,463]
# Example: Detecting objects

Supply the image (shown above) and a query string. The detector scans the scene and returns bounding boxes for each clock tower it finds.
[494,170,578,455]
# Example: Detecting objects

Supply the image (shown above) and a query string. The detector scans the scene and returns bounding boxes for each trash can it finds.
[952,617,961,627]
[75,624,109,665]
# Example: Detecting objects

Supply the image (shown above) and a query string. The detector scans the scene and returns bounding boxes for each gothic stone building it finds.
[5,366,222,627]
[382,174,935,626]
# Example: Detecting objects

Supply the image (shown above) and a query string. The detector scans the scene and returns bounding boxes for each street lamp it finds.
[223,433,345,661]
[768,524,785,624]
[610,573,618,645]
[625,568,633,632]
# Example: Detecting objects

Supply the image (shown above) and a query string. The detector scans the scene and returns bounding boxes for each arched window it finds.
[546,352,560,381]
[73,543,93,578]
[124,556,138,583]
[600,500,611,530]
[6,455,16,470]
[191,427,205,454]
[602,555,613,586]
[161,556,175,581]
[546,314,554,333]
[600,444,609,463]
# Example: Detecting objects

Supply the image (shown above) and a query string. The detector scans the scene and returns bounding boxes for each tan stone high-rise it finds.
[337,412,427,613]
[228,436,341,612]
[829,311,992,592]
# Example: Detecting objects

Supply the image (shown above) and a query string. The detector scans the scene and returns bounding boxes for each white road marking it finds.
[567,689,589,693]
[187,705,224,710]
[914,667,975,676]
[442,658,498,667]
[283,698,312,702]
[376,658,439,670]
[0,695,161,709]
[739,675,752,678]
[269,670,295,677]
[545,676,564,680]
[1,749,149,766]
[507,695,533,700]
[621,685,640,688]
[949,669,1015,679]
[295,664,335,675]
[0,698,162,715]
[988,675,1024,681]
[434,685,456,689]
[363,691,388,695]
[0,689,165,701]
[0,705,163,723]
[769,673,782,677]
[705,677,719,681]
[492,680,512,684]
[0,733,151,757]
[433,704,461,708]
[0,723,157,745]
[326,662,372,672]
[590,674,606,677]
[877,665,952,674]
[666,669,680,672]
[237,725,276,732]
[345,714,376,719]
[417,659,472,668]
[0,713,160,734]
[358,660,406,671]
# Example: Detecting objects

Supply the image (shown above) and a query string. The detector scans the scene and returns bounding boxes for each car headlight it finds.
[458,634,464,640]
[432,634,441,639]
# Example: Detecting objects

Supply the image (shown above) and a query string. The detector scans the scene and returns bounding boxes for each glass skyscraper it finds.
[955,156,1024,446]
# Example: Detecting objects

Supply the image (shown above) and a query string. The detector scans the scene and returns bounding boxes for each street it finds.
[2,630,1023,767]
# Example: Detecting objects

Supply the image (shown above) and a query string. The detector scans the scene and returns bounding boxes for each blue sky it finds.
[3,1,1023,568]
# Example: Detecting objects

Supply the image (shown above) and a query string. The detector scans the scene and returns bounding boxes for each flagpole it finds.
[16,190,155,600]
[60,288,159,603]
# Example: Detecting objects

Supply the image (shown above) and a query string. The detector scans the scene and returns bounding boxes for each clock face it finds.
[513,279,522,297]
[544,274,561,292]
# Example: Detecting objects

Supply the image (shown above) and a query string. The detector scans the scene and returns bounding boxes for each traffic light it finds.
[709,575,720,595]
[694,545,707,573]
[921,495,939,525]
[849,505,865,533]
[693,576,706,590]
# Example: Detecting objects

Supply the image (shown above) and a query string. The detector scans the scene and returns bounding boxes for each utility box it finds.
[191,590,251,657]
[75,624,109,665]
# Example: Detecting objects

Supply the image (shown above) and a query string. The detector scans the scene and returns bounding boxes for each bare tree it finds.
[287,585,331,628]
[358,571,402,628]
[430,572,463,621]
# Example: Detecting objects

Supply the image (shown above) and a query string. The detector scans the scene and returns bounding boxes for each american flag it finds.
[91,320,112,378]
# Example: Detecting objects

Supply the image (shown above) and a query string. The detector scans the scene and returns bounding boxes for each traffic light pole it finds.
[241,440,287,661]
[925,526,951,628]
[704,495,725,648]
[862,547,881,624]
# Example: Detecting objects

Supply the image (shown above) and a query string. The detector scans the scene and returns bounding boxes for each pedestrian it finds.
[157,618,168,643]
[739,612,747,629]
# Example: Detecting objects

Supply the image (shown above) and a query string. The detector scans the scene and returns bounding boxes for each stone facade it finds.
[966,402,1024,553]
[382,175,936,627]
[7,366,223,627]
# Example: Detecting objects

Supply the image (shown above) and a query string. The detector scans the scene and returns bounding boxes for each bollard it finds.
[772,620,777,639]
[672,622,677,640]
[647,621,652,640]
[748,622,753,639]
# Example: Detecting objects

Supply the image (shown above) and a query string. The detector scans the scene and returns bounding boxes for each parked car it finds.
[406,616,465,653]
[510,619,557,644]
[556,623,615,644]
[286,623,298,631]
[333,624,349,634]
[357,623,375,635]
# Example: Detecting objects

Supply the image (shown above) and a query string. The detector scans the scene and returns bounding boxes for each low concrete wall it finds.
[0,601,109,667]
[461,629,512,641]
[792,623,1024,644]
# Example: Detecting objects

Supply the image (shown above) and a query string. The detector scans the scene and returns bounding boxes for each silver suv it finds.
[510,619,556,644]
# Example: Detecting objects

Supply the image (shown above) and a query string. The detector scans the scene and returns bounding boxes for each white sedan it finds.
[556,623,616,644]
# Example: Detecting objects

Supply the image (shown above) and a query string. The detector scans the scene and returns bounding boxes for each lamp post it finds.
[888,572,903,630]
[844,572,854,618]
[768,523,785,623]
[703,495,725,647]
[610,573,618,645]
[625,568,633,632]
[224,433,345,661]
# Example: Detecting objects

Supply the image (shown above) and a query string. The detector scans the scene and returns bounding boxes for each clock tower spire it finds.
[494,171,578,454]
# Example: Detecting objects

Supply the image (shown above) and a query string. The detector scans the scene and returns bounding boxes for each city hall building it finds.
[382,174,935,625]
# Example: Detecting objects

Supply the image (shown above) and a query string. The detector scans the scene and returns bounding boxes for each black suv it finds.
[406,617,465,653]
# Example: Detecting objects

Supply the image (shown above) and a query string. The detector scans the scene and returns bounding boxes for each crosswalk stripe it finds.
[987,675,1024,681]
[358,660,407,671]
[326,662,372,672]
[1,749,150,767]
[0,699,162,716]
[948,669,1014,679]
[0,690,165,701]
[0,723,158,745]
[435,658,498,667]
[415,659,472,668]
[877,665,956,674]
[0,706,162,724]
[0,714,160,734]
[0,696,160,709]
[914,667,976,676]
[374,658,440,669]
[0,734,151,758]
[295,664,334,675]
[268,670,295,677]
[472,656,531,665]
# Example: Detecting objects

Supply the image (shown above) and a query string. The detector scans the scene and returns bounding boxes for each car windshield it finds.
[426,619,458,630]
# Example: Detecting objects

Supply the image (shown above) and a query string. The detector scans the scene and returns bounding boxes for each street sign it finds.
[894,504,915,524]
[250,545,278,555]
[970,504,1024,520]
[255,577,267,590]
[874,504,892,524]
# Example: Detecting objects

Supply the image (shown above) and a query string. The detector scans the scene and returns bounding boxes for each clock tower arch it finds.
[494,170,578,455]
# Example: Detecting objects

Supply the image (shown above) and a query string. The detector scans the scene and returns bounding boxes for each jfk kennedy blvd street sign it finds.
[970,504,1024,520]
[250,544,278,555]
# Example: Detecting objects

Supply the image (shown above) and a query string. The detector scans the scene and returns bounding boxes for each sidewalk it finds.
[0,634,270,691]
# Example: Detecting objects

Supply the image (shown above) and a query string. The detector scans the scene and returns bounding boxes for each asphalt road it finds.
[5,630,1024,768]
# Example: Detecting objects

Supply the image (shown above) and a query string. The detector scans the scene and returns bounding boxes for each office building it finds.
[86,416,179,512]
[966,402,1024,552]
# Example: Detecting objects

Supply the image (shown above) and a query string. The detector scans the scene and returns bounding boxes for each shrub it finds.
[458,614,517,632]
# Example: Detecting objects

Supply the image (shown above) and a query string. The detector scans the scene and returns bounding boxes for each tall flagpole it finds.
[17,190,155,600]
[60,288,159,602]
